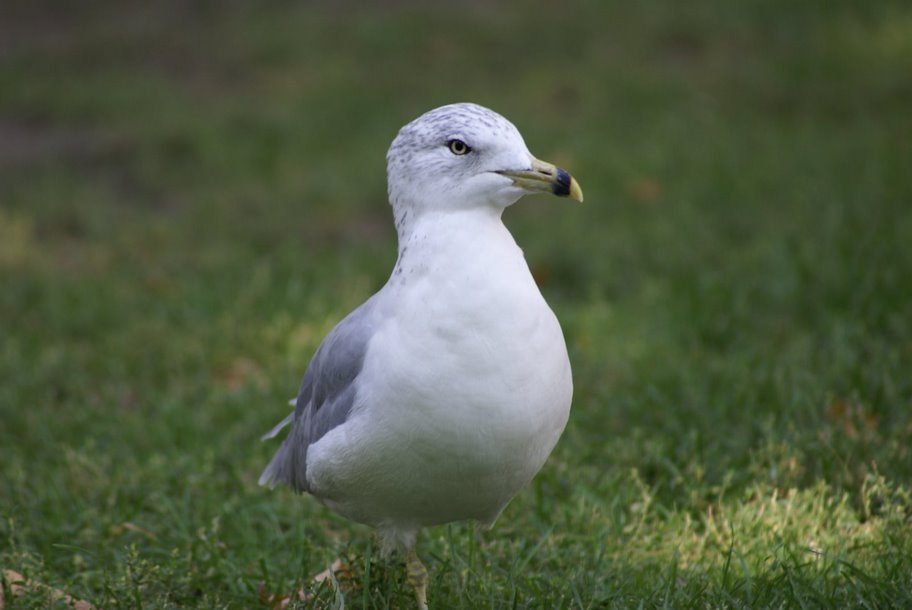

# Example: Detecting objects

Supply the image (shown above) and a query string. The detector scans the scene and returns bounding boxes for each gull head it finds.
[386,103,583,213]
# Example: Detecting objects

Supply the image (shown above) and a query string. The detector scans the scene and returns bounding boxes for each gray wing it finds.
[258,294,381,493]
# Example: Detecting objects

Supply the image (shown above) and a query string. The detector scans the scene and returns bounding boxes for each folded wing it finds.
[259,294,382,492]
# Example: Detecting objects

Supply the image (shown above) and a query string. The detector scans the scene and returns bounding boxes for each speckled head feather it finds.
[386,103,535,213]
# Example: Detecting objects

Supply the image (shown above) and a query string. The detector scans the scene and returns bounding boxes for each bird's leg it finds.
[405,545,428,610]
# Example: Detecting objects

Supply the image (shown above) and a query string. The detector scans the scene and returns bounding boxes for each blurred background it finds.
[1,0,911,607]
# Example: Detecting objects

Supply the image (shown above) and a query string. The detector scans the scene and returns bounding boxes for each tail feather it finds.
[258,411,295,487]
[261,412,294,441]
[258,441,291,487]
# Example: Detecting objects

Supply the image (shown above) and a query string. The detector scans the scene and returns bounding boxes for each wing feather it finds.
[259,295,381,492]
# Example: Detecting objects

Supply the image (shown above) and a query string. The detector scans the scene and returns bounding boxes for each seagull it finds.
[259,102,583,609]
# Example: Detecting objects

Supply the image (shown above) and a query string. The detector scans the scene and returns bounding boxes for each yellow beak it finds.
[496,157,584,202]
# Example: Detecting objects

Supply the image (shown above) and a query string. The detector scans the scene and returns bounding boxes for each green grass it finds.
[2,1,911,607]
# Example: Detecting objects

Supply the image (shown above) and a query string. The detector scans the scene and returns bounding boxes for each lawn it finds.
[1,1,911,608]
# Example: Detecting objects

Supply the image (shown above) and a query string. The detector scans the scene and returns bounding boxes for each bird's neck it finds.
[388,205,523,282]
[392,205,504,253]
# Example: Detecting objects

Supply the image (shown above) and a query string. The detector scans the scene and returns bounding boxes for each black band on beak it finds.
[552,168,573,197]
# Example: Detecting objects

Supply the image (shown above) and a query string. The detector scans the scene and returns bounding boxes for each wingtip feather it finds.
[261,412,294,441]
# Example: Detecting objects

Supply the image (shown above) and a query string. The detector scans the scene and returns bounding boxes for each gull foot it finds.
[406,546,429,610]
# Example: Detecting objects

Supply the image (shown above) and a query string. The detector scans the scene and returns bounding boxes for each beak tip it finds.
[569,179,584,203]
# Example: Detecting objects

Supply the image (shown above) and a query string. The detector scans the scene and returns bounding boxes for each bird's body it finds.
[309,206,572,539]
[260,103,582,608]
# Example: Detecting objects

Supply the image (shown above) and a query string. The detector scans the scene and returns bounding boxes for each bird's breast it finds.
[383,234,571,422]
[360,241,571,499]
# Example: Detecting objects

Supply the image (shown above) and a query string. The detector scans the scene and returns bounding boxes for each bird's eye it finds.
[447,139,471,155]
